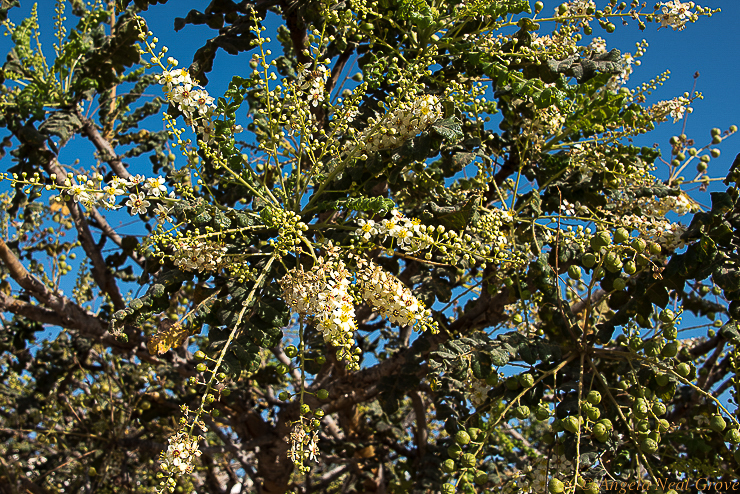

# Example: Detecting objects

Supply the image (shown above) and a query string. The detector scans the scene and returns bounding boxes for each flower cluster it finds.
[351,94,443,154]
[55,172,170,214]
[159,431,203,476]
[159,66,216,140]
[295,64,328,108]
[286,423,320,473]
[278,249,358,367]
[354,210,434,254]
[658,1,697,31]
[356,258,433,330]
[562,0,596,16]
[649,96,693,123]
[172,237,228,273]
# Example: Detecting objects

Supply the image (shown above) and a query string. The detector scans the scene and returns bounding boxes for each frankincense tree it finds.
[0,0,738,493]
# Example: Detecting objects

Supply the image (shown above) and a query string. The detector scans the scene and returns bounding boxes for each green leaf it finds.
[720,320,740,346]
[39,111,82,145]
[430,118,463,143]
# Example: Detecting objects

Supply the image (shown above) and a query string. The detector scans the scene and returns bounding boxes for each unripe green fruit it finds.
[614,227,630,244]
[442,484,455,494]
[316,355,327,365]
[631,238,646,252]
[655,373,670,387]
[731,125,738,133]
[633,401,649,420]
[277,364,289,374]
[711,127,722,136]
[535,406,550,421]
[515,406,530,420]
[590,231,612,250]
[317,389,329,400]
[587,390,602,405]
[549,478,565,494]
[613,278,627,291]
[629,337,643,351]
[568,265,582,280]
[713,135,722,145]
[194,351,206,360]
[279,391,290,401]
[468,428,482,441]
[475,471,488,486]
[485,373,499,386]
[659,309,674,323]
[623,261,636,275]
[710,415,727,432]
[585,482,600,494]
[641,438,659,453]
[558,4,568,15]
[594,267,605,279]
[300,404,310,415]
[605,22,616,32]
[585,405,600,421]
[593,423,607,438]
[663,325,678,340]
[563,416,580,433]
[447,444,462,458]
[442,459,455,473]
[455,431,471,445]
[605,252,623,273]
[649,242,662,255]
[196,363,207,372]
[505,376,520,390]
[535,1,544,13]
[582,253,597,268]
[652,402,666,416]
[652,419,668,434]
[711,148,721,158]
[461,453,476,468]
[644,340,662,357]
[662,341,678,358]
[285,345,298,358]
[726,429,740,444]
[513,313,523,324]
[676,152,686,161]
[518,373,535,388]
[676,362,691,377]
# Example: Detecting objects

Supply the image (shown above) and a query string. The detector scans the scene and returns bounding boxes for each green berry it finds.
[300,404,310,415]
[196,363,207,372]
[582,253,597,268]
[614,227,629,244]
[590,231,612,250]
[455,430,471,445]
[563,416,580,434]
[655,373,670,387]
[613,278,627,291]
[194,351,206,360]
[505,376,520,390]
[549,478,565,494]
[726,429,740,444]
[568,265,582,280]
[278,391,290,401]
[447,444,462,458]
[710,416,727,432]
[485,373,499,386]
[515,405,530,420]
[587,391,602,405]
[285,345,299,358]
[676,362,691,378]
[652,402,666,416]
[461,453,476,468]
[633,401,649,420]
[475,471,488,486]
[518,373,535,388]
[442,484,455,494]
[657,419,670,433]
[317,389,329,400]
[585,405,600,421]
[442,459,455,473]
[631,238,646,252]
[534,1,544,13]
[641,438,658,453]
[662,341,678,358]
[535,405,550,421]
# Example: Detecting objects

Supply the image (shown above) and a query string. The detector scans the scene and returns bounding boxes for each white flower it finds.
[355,218,378,241]
[127,174,145,187]
[69,184,89,204]
[659,0,694,30]
[144,176,168,197]
[126,193,150,215]
[153,203,172,224]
